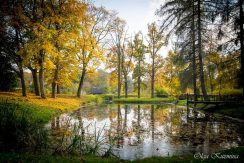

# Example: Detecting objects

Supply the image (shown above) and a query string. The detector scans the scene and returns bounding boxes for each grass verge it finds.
[0,92,103,124]
[113,97,174,104]
[0,147,243,163]
[203,103,244,119]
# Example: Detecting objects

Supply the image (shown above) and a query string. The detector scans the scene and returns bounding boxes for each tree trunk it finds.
[192,1,197,101]
[208,69,214,94]
[151,56,155,98]
[19,63,27,97]
[123,105,128,131]
[15,30,26,97]
[31,68,40,96]
[77,68,86,98]
[118,52,121,99]
[151,105,155,140]
[124,76,128,98]
[51,65,59,98]
[197,0,208,100]
[39,50,46,99]
[239,0,244,96]
[51,82,56,98]
[117,104,121,147]
[137,105,141,126]
[57,84,60,94]
[138,60,141,98]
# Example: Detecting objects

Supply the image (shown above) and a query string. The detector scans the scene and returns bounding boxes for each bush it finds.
[84,95,103,105]
[0,70,18,91]
[0,55,18,91]
[213,89,243,95]
[0,100,48,151]
[155,88,168,97]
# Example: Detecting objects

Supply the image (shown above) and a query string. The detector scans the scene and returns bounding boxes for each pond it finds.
[46,104,244,160]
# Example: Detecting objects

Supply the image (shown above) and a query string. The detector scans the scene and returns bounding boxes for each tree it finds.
[84,69,111,94]
[157,0,228,99]
[159,50,182,96]
[196,0,208,100]
[0,0,32,96]
[147,22,164,98]
[157,0,198,98]
[110,17,127,98]
[45,0,84,98]
[0,52,18,91]
[21,0,87,98]
[77,5,114,98]
[216,0,244,95]
[131,32,146,98]
[120,39,134,98]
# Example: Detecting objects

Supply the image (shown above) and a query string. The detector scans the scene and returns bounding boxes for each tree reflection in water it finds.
[47,104,244,160]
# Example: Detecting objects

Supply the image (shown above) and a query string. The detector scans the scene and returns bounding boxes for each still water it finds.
[47,104,244,160]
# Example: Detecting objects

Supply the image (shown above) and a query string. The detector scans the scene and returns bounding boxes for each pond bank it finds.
[0,92,103,123]
[0,147,243,162]
[113,97,179,104]
[0,93,243,162]
[189,102,244,120]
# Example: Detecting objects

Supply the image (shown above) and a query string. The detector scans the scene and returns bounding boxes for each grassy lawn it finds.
[0,92,81,124]
[113,97,174,104]
[0,92,104,124]
[203,103,244,119]
[0,147,243,163]
[176,100,187,106]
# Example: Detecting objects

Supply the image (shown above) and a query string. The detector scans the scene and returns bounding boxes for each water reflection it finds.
[47,104,244,160]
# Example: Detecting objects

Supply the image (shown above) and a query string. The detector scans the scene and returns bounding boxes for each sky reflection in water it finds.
[48,104,244,160]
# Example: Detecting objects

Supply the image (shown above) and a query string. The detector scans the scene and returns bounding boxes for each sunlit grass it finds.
[114,97,174,104]
[0,92,84,112]
[0,92,104,124]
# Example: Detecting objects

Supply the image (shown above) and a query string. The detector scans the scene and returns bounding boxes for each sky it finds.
[93,0,171,57]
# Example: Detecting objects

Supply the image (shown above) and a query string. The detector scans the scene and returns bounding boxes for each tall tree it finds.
[191,0,197,101]
[217,0,244,95]
[77,5,114,97]
[110,17,127,99]
[240,0,244,95]
[157,0,197,97]
[157,0,211,99]
[196,0,208,100]
[0,0,30,96]
[147,22,164,98]
[46,0,84,98]
[132,32,146,98]
[121,45,134,98]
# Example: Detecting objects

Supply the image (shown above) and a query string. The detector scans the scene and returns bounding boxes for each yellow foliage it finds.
[0,92,86,112]
[109,71,118,87]
[45,60,55,69]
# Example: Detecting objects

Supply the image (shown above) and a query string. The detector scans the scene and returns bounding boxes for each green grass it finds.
[113,97,187,106]
[176,100,187,106]
[204,103,244,119]
[0,93,107,153]
[0,101,52,150]
[0,99,59,124]
[0,147,243,163]
[186,100,244,119]
[132,147,244,163]
[0,92,106,124]
[82,94,104,105]
[0,153,120,163]
[114,97,174,104]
